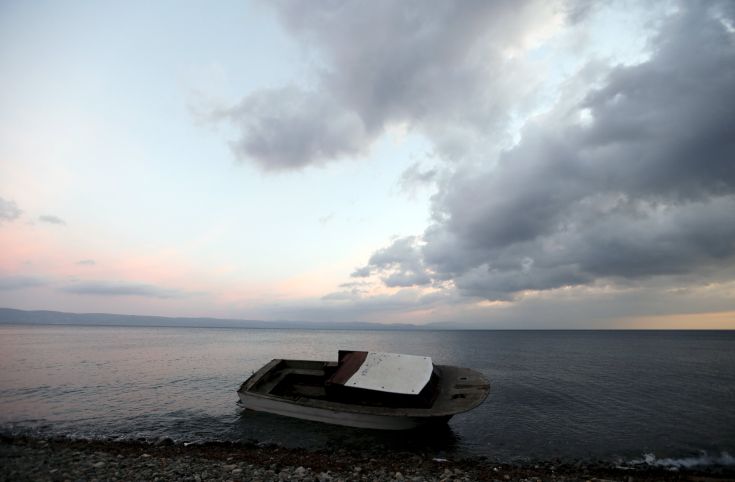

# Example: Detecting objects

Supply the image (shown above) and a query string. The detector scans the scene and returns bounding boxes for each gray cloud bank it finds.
[206,1,735,322]
[0,275,187,299]
[38,215,66,225]
[0,197,22,224]
[349,2,735,301]
[0,275,47,291]
[60,281,184,299]
[214,0,558,170]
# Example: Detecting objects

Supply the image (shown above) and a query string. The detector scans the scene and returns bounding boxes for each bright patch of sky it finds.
[0,0,435,317]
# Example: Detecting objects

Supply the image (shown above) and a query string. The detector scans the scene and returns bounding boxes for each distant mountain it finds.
[0,307,422,330]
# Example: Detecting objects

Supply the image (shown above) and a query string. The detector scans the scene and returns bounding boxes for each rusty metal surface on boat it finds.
[237,350,490,430]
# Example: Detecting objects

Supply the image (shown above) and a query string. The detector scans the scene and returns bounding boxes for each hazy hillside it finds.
[0,307,421,330]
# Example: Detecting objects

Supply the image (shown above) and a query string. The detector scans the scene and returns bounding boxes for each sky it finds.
[1,0,734,328]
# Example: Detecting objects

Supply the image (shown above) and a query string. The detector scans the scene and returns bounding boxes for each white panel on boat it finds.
[344,352,433,395]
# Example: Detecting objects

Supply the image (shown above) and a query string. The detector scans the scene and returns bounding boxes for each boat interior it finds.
[249,359,441,408]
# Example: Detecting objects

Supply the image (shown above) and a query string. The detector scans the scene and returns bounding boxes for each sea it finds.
[1,325,734,468]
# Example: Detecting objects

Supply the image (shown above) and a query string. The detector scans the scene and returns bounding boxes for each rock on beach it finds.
[1,436,730,482]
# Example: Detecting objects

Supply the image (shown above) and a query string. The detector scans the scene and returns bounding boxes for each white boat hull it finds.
[237,355,489,430]
[238,391,450,430]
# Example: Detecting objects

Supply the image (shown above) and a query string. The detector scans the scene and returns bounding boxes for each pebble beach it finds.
[2,436,733,482]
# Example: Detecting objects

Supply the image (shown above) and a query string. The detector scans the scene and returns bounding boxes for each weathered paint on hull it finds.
[237,391,452,430]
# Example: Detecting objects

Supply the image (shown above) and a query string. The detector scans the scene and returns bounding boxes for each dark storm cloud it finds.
[38,215,66,225]
[218,0,553,170]
[60,280,183,298]
[0,197,22,224]
[360,2,735,300]
[0,275,47,290]
[215,86,370,170]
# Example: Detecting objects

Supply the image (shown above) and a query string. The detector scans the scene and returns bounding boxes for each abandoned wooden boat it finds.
[237,350,490,430]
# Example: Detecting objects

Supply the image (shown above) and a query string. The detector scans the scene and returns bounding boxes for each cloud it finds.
[214,86,371,170]
[211,0,562,170]
[38,215,66,225]
[0,275,47,290]
[76,259,96,266]
[0,197,22,224]
[359,2,735,301]
[60,280,184,298]
[427,281,735,328]
[282,287,451,322]
[318,212,335,226]
[309,280,735,327]
[398,162,439,196]
[353,236,432,287]
[322,280,374,301]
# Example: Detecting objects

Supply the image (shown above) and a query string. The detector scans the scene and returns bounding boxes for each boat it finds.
[237,350,490,430]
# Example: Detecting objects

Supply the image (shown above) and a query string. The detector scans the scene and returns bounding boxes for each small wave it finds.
[627,451,735,468]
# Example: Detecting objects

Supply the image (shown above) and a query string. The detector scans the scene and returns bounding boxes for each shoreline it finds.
[2,436,733,481]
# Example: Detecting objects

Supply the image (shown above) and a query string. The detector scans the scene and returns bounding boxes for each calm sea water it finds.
[1,325,734,466]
